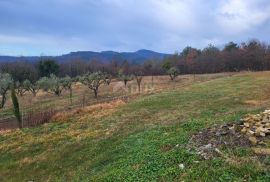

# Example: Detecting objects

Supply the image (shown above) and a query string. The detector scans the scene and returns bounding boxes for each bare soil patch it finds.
[189,122,252,160]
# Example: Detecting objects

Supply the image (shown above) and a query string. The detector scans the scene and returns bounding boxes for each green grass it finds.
[1,72,270,181]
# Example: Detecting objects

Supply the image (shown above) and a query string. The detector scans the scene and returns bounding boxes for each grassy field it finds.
[1,71,270,181]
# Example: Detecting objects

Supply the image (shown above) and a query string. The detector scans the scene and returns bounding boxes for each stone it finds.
[248,137,257,145]
[201,144,212,150]
[239,109,270,140]
[244,123,250,127]
[178,163,185,169]
[252,148,270,155]
[247,130,255,136]
[241,127,247,133]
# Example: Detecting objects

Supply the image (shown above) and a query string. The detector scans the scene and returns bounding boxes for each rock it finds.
[214,148,224,156]
[247,129,255,136]
[178,163,185,169]
[201,144,212,150]
[248,137,257,145]
[244,123,250,127]
[228,125,235,131]
[258,141,266,145]
[241,127,247,133]
[252,148,270,155]
[239,109,270,140]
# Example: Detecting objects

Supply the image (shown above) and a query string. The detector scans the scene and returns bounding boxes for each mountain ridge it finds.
[0,49,170,63]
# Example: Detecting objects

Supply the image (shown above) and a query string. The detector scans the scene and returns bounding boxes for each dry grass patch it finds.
[52,99,126,123]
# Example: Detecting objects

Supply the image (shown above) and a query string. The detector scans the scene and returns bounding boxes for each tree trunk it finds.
[0,94,6,109]
[94,89,98,99]
[151,75,154,88]
[69,89,73,105]
[137,82,141,93]
[32,90,37,97]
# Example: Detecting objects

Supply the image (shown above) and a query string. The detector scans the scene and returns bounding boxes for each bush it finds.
[11,87,22,128]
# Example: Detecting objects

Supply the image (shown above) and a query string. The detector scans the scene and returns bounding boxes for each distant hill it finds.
[0,49,170,63]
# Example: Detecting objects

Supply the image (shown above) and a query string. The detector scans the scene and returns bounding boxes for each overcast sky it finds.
[0,0,270,56]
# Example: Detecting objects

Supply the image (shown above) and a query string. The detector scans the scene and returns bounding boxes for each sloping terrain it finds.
[1,72,270,181]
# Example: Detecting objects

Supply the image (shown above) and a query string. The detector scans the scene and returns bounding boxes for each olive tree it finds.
[37,76,51,92]
[38,74,65,96]
[167,67,179,81]
[23,79,40,96]
[80,71,111,98]
[134,71,143,93]
[0,73,13,108]
[62,76,73,103]
[118,70,133,87]
[15,81,28,96]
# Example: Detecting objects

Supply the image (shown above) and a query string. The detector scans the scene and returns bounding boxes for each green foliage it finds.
[118,70,133,87]
[38,60,59,77]
[80,71,111,98]
[162,59,172,71]
[61,76,73,90]
[37,74,65,96]
[37,76,51,92]
[61,76,73,103]
[11,86,22,128]
[167,67,179,80]
[0,73,13,108]
[224,42,239,52]
[23,79,40,96]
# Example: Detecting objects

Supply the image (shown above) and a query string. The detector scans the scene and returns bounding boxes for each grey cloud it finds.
[0,0,270,55]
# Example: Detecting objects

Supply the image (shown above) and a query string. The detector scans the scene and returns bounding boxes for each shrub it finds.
[11,86,22,128]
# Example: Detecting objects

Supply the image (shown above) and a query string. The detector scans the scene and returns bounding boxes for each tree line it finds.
[163,40,270,74]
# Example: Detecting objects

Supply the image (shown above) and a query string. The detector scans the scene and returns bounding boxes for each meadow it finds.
[0,71,270,181]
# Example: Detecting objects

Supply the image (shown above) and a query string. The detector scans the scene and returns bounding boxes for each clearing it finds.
[1,71,270,181]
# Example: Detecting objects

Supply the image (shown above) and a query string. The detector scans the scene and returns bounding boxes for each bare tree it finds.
[80,71,111,98]
[118,70,133,87]
[134,71,143,93]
